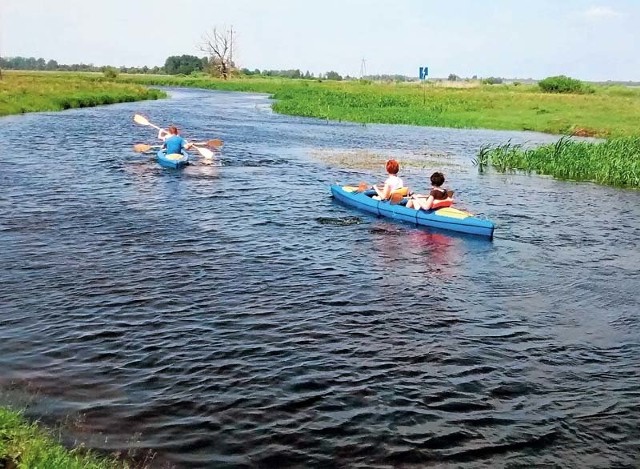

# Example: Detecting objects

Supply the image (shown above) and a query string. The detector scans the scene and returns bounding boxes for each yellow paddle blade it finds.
[389,192,406,205]
[356,181,370,192]
[133,143,152,152]
[133,114,151,126]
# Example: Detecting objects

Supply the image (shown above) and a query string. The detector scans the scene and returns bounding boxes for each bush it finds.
[538,75,589,94]
[482,77,503,85]
[102,67,118,79]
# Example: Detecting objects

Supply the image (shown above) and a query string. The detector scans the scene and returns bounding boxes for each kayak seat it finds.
[166,153,186,160]
[391,187,409,197]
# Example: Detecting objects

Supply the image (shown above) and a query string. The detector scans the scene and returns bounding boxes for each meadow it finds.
[114,73,640,139]
[0,71,164,116]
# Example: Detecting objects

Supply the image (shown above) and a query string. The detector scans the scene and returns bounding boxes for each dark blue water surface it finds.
[1,88,639,468]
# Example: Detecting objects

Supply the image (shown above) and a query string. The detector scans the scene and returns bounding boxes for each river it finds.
[1,88,638,468]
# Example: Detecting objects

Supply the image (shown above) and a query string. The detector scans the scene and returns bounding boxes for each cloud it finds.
[583,6,621,19]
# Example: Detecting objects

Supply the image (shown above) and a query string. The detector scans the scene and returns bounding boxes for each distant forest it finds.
[2,56,638,86]
[0,55,422,82]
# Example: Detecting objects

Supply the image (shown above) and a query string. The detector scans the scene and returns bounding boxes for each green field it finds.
[4,71,640,138]
[115,73,640,139]
[0,71,165,116]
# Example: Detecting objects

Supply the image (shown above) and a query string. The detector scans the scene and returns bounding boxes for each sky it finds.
[1,0,638,81]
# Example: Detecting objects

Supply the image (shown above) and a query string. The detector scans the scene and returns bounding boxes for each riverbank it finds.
[4,71,639,138]
[0,71,165,116]
[115,73,640,139]
[0,407,124,469]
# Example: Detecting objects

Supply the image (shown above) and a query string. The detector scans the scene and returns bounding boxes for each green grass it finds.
[0,407,125,469]
[475,137,640,187]
[0,71,165,116]
[114,73,640,138]
[4,71,640,138]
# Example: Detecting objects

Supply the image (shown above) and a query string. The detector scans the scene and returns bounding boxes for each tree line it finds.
[0,55,349,80]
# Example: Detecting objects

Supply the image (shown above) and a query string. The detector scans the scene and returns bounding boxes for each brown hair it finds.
[168,126,179,135]
[430,172,445,187]
[385,159,400,175]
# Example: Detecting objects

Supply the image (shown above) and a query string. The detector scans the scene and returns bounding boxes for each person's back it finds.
[165,134,187,154]
[385,174,404,191]
[373,159,404,200]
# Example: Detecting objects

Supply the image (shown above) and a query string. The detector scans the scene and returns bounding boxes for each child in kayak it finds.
[159,126,193,154]
[372,159,404,200]
[406,171,453,210]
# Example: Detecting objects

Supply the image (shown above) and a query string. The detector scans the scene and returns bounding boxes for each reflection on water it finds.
[0,88,639,468]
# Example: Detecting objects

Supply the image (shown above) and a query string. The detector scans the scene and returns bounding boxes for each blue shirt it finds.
[164,135,187,154]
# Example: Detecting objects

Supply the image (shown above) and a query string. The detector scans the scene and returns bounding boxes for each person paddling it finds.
[373,159,404,200]
[159,126,193,154]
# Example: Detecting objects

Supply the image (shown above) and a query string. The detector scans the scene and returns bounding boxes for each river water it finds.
[1,88,639,468]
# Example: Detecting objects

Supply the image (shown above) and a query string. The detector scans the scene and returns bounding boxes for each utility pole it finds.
[360,58,367,79]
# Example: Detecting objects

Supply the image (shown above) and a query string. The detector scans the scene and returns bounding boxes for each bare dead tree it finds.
[198,26,237,79]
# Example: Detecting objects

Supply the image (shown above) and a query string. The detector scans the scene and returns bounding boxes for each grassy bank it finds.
[475,137,640,187]
[4,71,640,138]
[0,71,165,116]
[115,73,640,138]
[0,407,124,469]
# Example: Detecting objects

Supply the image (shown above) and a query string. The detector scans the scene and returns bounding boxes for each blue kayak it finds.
[156,149,189,169]
[330,184,495,239]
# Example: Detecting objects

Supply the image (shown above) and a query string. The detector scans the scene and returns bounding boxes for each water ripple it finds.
[1,89,639,468]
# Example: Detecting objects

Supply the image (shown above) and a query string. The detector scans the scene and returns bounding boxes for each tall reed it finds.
[475,137,640,187]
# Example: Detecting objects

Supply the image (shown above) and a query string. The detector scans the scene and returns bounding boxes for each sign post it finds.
[419,66,429,104]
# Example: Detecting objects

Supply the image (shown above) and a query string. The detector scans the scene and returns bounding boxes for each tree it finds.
[102,66,118,79]
[448,73,460,81]
[199,26,237,79]
[164,55,204,75]
[325,70,342,81]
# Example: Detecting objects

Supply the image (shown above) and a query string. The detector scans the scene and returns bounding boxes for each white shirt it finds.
[385,175,404,191]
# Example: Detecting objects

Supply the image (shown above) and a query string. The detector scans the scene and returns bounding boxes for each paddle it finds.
[398,190,456,208]
[134,142,214,159]
[133,113,163,131]
[133,143,161,153]
[356,181,371,192]
[389,192,407,205]
[192,145,214,159]
[133,114,215,159]
[192,139,224,149]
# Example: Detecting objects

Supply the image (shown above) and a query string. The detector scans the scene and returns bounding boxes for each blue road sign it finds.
[419,66,429,80]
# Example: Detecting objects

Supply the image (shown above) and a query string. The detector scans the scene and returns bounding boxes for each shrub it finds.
[482,77,503,85]
[538,75,588,94]
[102,67,118,79]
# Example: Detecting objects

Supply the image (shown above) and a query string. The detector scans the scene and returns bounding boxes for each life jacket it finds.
[431,198,454,209]
[430,187,453,209]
